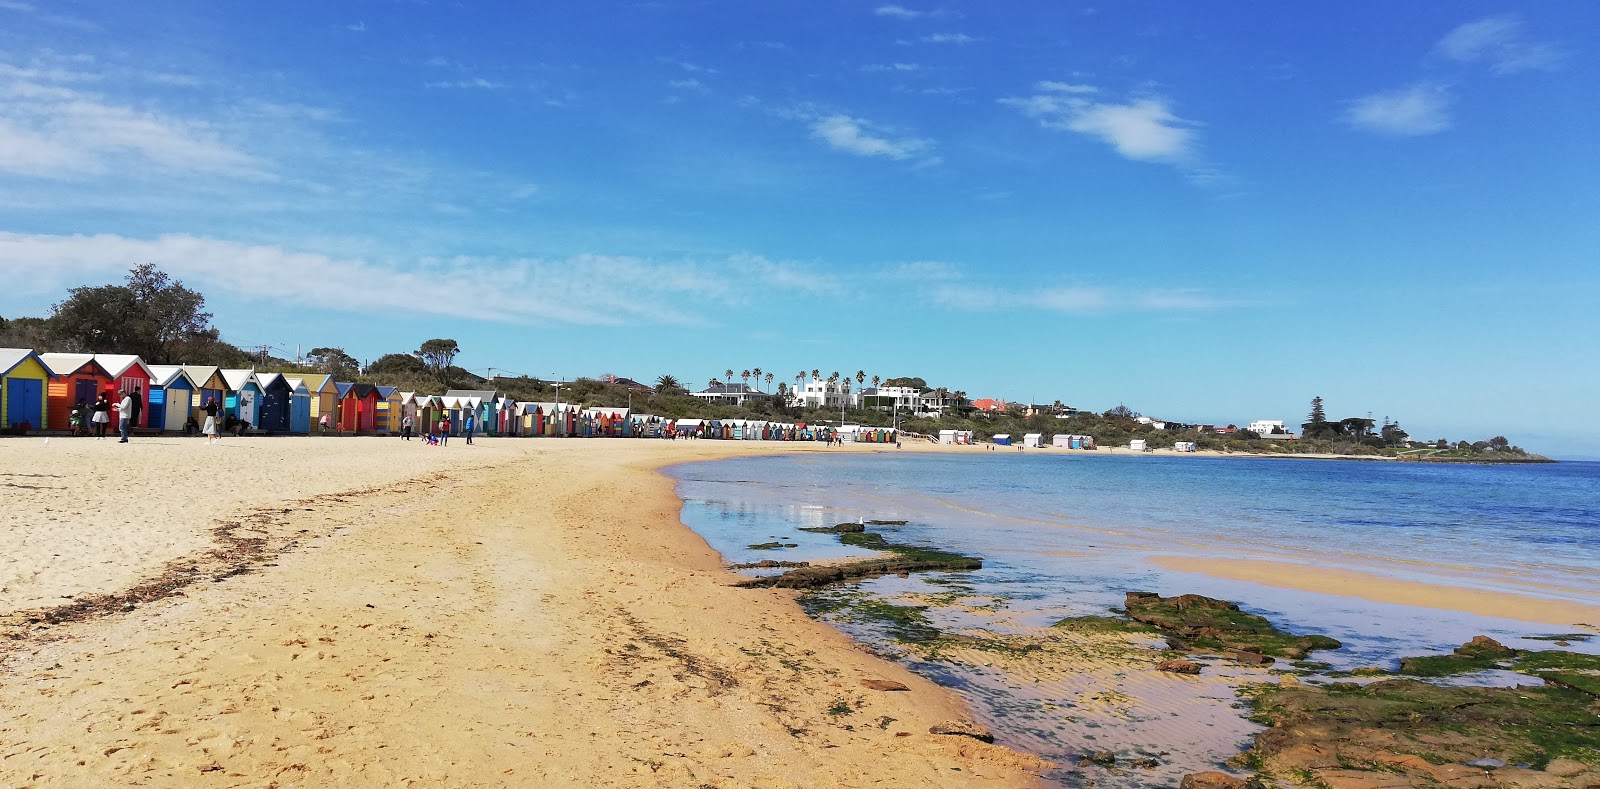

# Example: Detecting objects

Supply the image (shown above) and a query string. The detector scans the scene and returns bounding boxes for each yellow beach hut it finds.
[300,374,338,431]
[0,348,50,432]
[181,365,228,415]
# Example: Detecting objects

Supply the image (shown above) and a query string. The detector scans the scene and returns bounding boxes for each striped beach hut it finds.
[40,353,113,431]
[181,365,228,419]
[93,355,155,428]
[145,365,198,431]
[221,369,264,427]
[375,386,401,434]
[255,372,293,433]
[1,348,49,432]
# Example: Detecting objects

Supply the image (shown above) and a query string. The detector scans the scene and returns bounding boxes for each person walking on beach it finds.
[401,413,414,440]
[117,389,133,443]
[438,415,450,446]
[91,392,111,439]
[464,414,475,445]
[130,387,143,434]
[202,397,220,445]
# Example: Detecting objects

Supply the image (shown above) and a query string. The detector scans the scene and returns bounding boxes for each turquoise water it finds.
[669,453,1600,781]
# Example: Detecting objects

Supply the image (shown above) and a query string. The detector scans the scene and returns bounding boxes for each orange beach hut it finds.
[39,353,113,430]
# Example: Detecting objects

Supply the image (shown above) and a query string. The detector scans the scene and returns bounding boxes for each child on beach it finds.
[318,412,331,435]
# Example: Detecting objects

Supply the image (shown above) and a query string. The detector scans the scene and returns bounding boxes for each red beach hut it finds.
[339,383,380,433]
[93,354,155,428]
[39,353,113,430]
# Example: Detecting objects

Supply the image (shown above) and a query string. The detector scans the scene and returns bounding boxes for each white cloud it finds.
[875,5,923,19]
[1001,85,1197,163]
[423,77,505,89]
[0,232,843,327]
[921,33,976,44]
[1344,82,1451,137]
[810,114,932,161]
[423,56,452,68]
[861,63,922,73]
[0,1,36,11]
[508,184,539,200]
[346,21,366,33]
[1436,15,1563,74]
[667,78,706,91]
[904,262,1231,313]
[0,63,267,179]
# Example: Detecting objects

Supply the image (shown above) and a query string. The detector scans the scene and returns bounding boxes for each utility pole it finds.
[552,377,563,437]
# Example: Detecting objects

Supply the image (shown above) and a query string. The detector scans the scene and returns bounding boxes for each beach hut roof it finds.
[376,385,397,398]
[180,365,222,385]
[674,418,703,428]
[397,391,416,404]
[445,388,498,401]
[220,369,259,391]
[335,382,354,398]
[257,372,287,389]
[146,364,197,388]
[300,373,334,392]
[584,407,629,418]
[39,352,102,377]
[0,347,45,377]
[285,376,305,389]
[92,354,154,379]
[349,383,379,399]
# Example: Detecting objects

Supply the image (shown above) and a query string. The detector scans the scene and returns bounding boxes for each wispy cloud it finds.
[0,0,36,12]
[1435,15,1564,75]
[861,63,922,73]
[875,5,924,19]
[810,115,933,161]
[659,58,718,75]
[667,78,707,92]
[1344,82,1451,137]
[423,77,506,89]
[346,21,366,33]
[929,282,1231,314]
[0,233,840,327]
[921,33,976,44]
[1001,82,1198,164]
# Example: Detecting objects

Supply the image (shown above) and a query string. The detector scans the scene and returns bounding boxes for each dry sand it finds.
[1,437,1045,788]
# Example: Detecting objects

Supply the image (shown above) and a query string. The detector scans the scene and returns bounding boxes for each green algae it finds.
[1122,592,1343,660]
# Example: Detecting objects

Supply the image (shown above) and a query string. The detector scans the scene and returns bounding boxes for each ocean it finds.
[668,452,1600,784]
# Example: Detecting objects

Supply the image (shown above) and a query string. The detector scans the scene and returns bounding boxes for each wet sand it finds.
[1,437,1044,787]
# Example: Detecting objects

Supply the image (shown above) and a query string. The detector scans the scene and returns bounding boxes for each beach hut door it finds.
[6,378,42,428]
[74,379,97,408]
[239,390,257,425]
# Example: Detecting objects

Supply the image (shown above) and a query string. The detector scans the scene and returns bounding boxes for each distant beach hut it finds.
[334,382,353,428]
[0,348,49,432]
[494,396,517,436]
[93,355,155,428]
[1023,433,1043,448]
[1051,434,1070,448]
[673,418,703,438]
[285,377,312,434]
[1174,441,1197,453]
[1129,439,1148,452]
[375,386,400,434]
[40,353,113,431]
[581,406,629,437]
[145,365,198,431]
[993,434,1012,446]
[339,383,380,433]
[180,365,228,417]
[415,395,444,433]
[221,369,264,427]
[299,374,338,428]
[254,372,294,433]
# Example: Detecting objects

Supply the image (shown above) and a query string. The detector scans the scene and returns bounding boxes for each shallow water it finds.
[669,453,1600,783]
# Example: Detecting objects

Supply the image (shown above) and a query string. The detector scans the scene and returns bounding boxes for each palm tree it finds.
[709,378,719,391]
[871,375,881,388]
[741,369,750,389]
[765,372,774,390]
[654,374,680,394]
[811,369,820,382]
[724,369,733,384]
[752,367,763,391]
[776,381,788,398]
[855,370,865,388]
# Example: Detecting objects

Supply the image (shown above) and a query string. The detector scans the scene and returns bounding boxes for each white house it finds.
[692,382,762,407]
[858,385,922,412]
[790,379,857,410]
[1248,420,1289,436]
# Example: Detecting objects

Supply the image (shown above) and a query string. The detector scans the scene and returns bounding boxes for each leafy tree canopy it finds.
[47,264,214,364]
[306,346,359,378]
[416,338,460,375]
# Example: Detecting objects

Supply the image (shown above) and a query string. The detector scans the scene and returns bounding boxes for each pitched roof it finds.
[39,352,101,377]
[256,372,285,390]
[181,365,223,387]
[335,382,353,398]
[0,348,44,378]
[146,365,196,388]
[220,369,259,391]
[92,354,153,379]
[285,377,306,391]
[445,388,498,400]
[300,373,334,391]
[376,385,397,398]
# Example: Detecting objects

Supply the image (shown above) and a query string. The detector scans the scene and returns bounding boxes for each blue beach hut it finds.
[255,372,293,433]
[221,369,264,427]
[145,365,197,431]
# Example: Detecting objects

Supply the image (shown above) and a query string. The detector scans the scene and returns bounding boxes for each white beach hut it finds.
[1129,439,1148,452]
[1023,433,1043,448]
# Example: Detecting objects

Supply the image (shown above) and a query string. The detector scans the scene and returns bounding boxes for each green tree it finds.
[369,353,428,377]
[416,338,460,376]
[48,264,216,363]
[306,347,359,378]
[654,374,682,395]
[1308,396,1326,425]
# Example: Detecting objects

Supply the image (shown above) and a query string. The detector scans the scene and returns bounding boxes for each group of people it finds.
[397,413,475,446]
[69,389,146,443]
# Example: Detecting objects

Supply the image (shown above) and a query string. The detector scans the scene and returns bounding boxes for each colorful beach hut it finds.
[220,369,263,427]
[255,372,293,433]
[92,355,155,428]
[145,365,197,431]
[299,374,338,430]
[181,365,228,418]
[40,353,113,431]
[375,386,402,434]
[0,348,49,432]
[285,377,312,434]
[339,383,380,433]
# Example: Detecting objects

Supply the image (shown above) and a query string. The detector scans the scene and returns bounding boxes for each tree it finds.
[776,381,788,398]
[811,369,820,382]
[752,367,763,391]
[655,375,681,394]
[764,372,773,390]
[741,369,751,389]
[416,338,460,376]
[724,369,734,384]
[306,347,359,378]
[369,353,428,377]
[47,264,215,363]
[1308,396,1326,426]
[871,375,881,389]
[855,370,866,388]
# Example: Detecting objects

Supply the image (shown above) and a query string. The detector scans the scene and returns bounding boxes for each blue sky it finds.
[1,2,1596,456]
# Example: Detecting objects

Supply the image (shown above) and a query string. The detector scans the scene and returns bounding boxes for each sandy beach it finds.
[1,437,1046,787]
